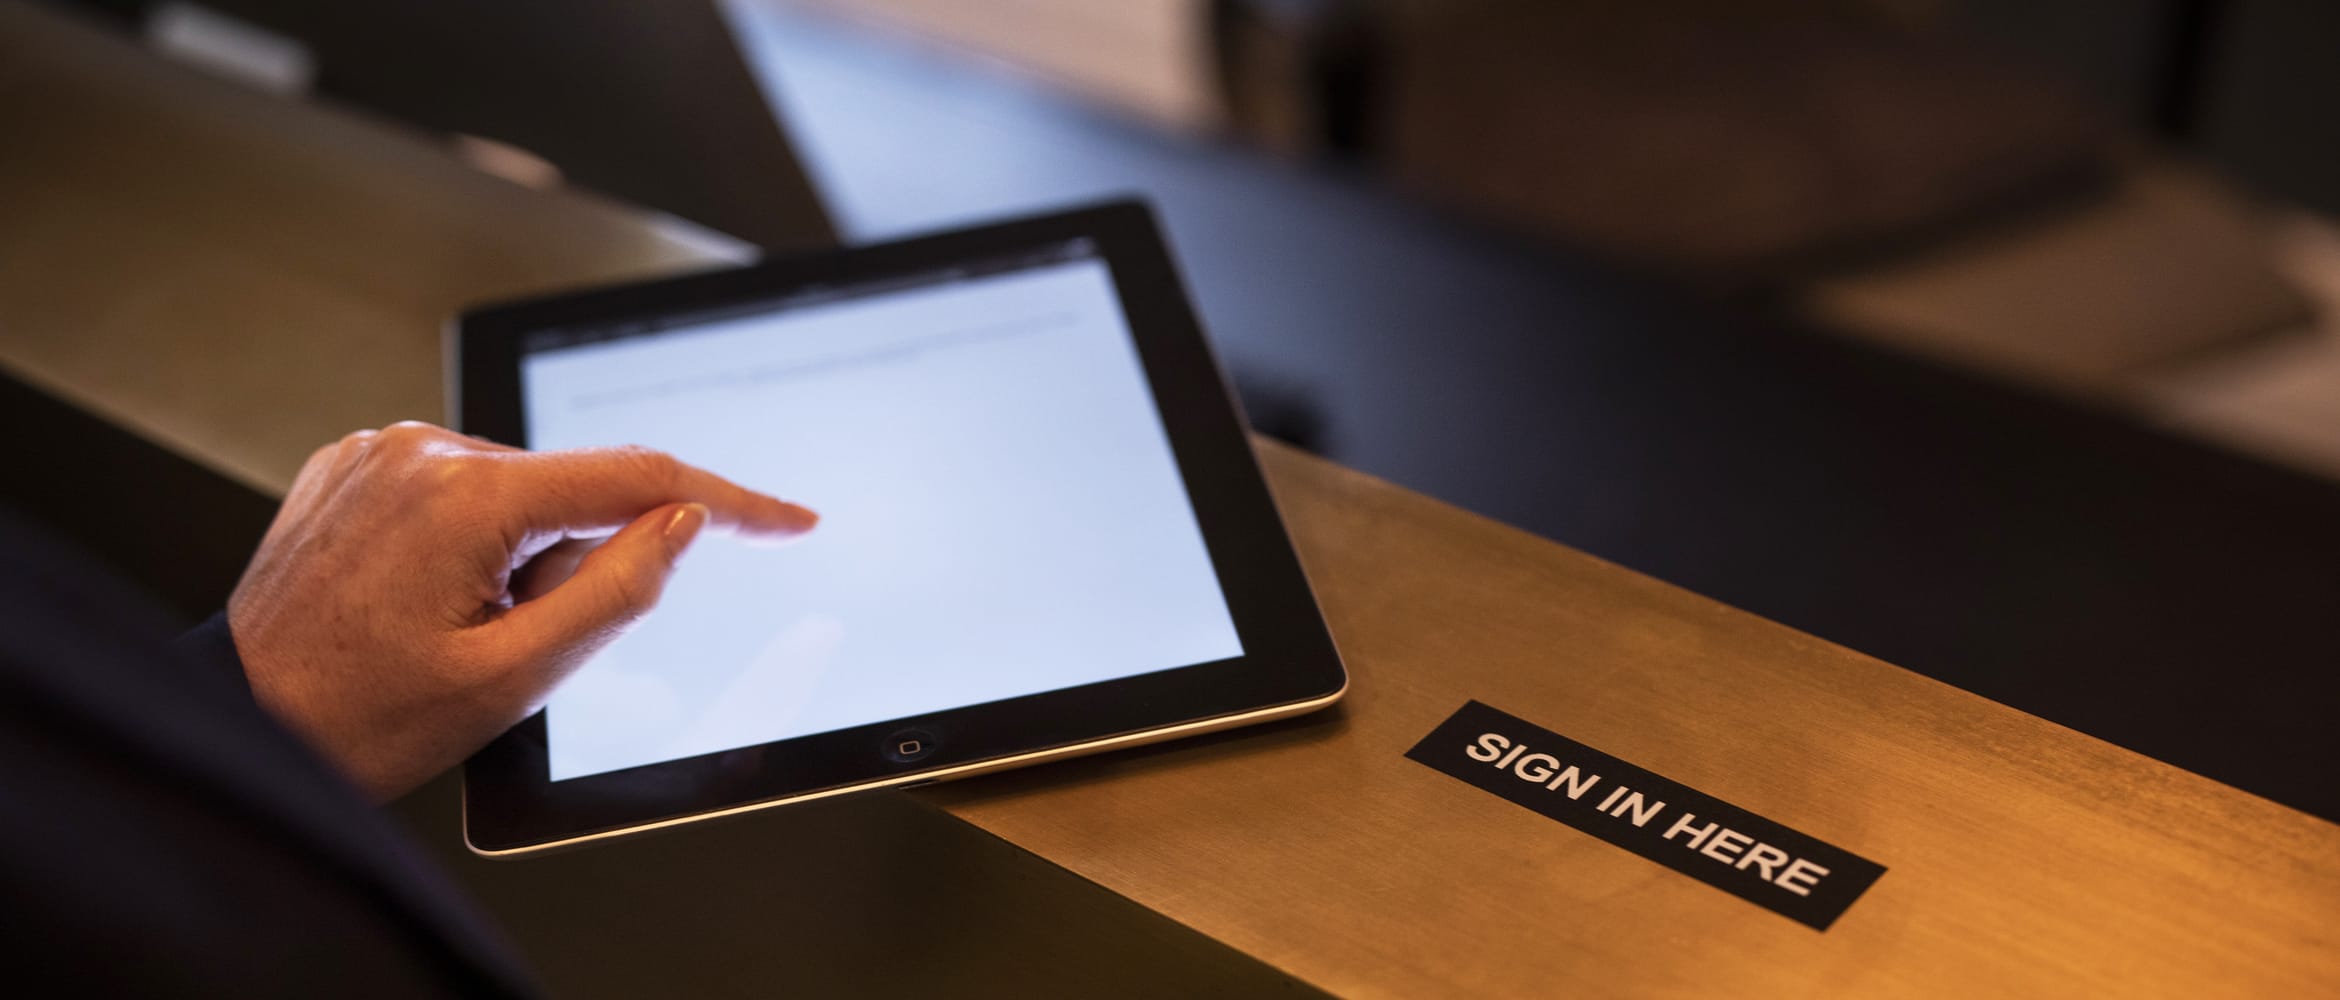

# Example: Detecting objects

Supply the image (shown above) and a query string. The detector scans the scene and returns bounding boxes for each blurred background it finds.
[5,0,2337,823]
[774,0,2340,473]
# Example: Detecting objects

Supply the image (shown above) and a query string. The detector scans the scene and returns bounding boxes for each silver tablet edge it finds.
[462,679,1348,858]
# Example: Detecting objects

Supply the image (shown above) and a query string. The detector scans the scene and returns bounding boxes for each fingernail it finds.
[664,502,709,558]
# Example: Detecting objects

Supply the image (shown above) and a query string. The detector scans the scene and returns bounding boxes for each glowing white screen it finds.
[521,255,1243,781]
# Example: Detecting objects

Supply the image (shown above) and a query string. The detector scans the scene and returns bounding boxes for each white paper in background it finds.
[522,258,1242,781]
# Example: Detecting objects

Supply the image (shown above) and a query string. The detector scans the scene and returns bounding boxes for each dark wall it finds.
[1947,0,2182,128]
[1948,0,2340,215]
[2193,0,2340,217]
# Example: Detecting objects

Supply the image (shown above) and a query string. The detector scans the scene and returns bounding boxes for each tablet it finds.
[453,201,1346,855]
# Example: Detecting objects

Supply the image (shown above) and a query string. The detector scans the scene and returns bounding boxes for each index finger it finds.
[495,445,818,540]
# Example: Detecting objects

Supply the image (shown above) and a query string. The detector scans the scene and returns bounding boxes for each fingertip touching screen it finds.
[516,241,1244,782]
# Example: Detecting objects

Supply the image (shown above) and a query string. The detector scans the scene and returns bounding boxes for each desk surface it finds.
[6,4,2337,996]
[938,442,2340,996]
[746,5,2340,823]
[0,1,738,495]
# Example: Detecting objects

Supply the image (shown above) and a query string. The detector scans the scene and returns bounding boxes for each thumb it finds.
[492,502,707,682]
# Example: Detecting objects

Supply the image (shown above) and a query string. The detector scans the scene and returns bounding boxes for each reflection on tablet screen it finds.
[519,243,1243,781]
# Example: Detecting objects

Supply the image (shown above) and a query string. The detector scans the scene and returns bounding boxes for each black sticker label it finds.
[1406,701,1885,930]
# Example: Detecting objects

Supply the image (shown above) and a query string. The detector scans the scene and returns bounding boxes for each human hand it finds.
[227,421,816,801]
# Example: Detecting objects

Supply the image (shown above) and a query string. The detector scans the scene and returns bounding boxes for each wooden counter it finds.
[6,3,2336,995]
[931,441,2340,996]
[0,0,744,495]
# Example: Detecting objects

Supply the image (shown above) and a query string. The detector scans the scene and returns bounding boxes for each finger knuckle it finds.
[418,453,506,512]
[384,420,466,455]
[372,422,430,457]
[606,569,658,617]
[613,445,682,489]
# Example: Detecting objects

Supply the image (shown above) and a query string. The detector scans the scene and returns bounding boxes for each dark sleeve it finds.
[175,609,256,698]
[0,508,540,998]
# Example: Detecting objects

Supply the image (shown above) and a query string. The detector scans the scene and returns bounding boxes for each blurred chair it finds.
[1210,0,2318,453]
[1222,0,2117,277]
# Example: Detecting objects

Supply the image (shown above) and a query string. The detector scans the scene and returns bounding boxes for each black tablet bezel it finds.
[454,200,1345,854]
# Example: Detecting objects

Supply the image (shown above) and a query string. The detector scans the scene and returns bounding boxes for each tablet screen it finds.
[519,242,1244,782]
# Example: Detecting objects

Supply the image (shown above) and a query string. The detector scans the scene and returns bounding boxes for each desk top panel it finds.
[927,442,2340,997]
[9,6,2334,991]
[0,2,732,493]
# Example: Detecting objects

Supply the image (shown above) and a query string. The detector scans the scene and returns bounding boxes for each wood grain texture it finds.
[8,6,2334,992]
[924,441,2340,998]
[0,9,1316,992]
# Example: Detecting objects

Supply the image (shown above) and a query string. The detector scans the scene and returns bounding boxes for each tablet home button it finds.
[885,729,937,763]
